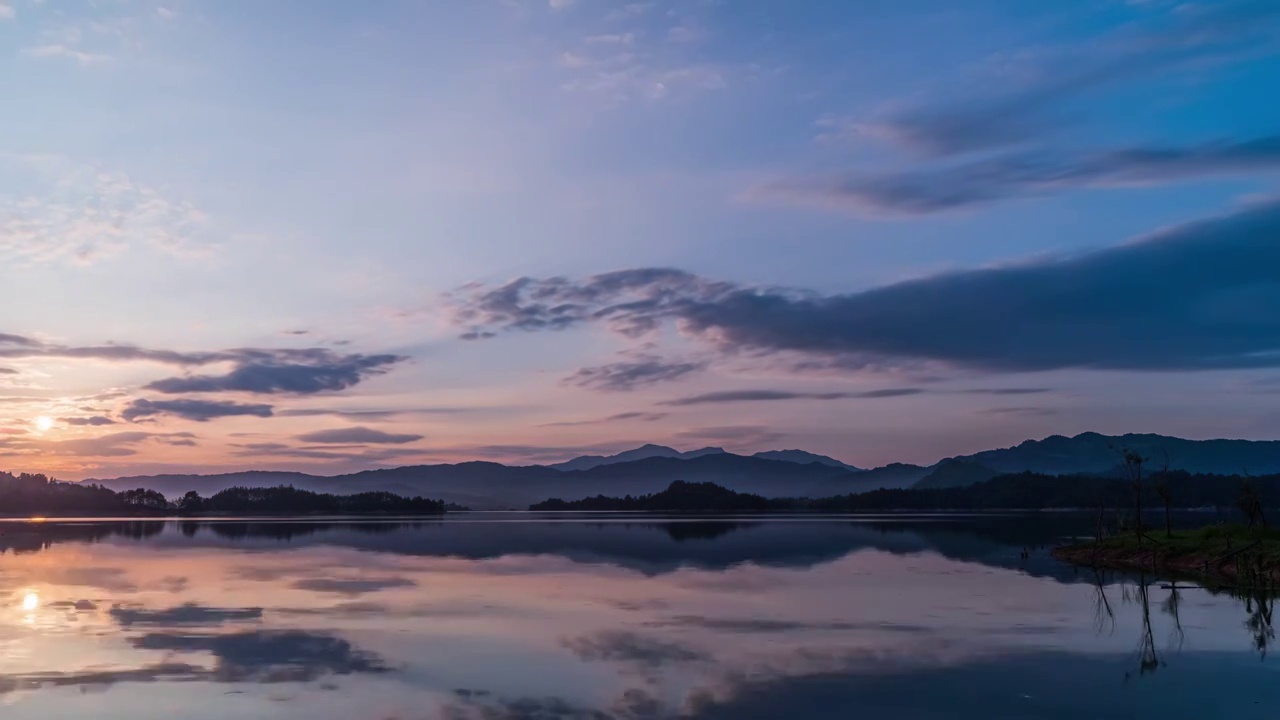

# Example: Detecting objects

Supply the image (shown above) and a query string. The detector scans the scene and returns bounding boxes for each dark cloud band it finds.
[452,199,1280,372]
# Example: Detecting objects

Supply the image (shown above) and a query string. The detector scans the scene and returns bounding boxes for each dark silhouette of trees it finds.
[120,488,171,511]
[530,472,1280,514]
[1239,479,1268,528]
[0,471,444,517]
[181,486,445,515]
[532,481,772,512]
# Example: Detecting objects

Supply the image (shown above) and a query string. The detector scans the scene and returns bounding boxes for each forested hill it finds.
[532,472,1280,512]
[0,472,445,516]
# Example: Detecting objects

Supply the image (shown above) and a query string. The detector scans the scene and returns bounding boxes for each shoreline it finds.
[1053,528,1280,588]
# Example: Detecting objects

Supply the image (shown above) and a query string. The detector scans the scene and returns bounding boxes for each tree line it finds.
[0,471,445,516]
[530,472,1280,513]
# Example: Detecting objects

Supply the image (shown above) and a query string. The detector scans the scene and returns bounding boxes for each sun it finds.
[22,592,39,612]
[34,416,55,432]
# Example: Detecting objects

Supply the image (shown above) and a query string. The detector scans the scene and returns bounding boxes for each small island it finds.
[1053,526,1280,587]
[532,480,774,512]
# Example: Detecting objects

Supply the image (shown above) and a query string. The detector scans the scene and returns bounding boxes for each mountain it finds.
[550,444,727,471]
[85,432,1280,508]
[91,454,856,510]
[751,450,861,472]
[945,432,1280,478]
[913,460,998,490]
[846,463,931,491]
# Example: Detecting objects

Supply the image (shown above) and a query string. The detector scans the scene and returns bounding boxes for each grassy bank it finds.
[1053,524,1280,587]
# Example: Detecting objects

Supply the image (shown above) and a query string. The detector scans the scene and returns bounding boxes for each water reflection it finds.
[0,515,1278,719]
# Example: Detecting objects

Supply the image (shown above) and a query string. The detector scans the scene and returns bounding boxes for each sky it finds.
[2,0,1279,479]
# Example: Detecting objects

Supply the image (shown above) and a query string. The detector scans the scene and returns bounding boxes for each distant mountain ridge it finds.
[550,444,729,471]
[751,450,861,472]
[549,444,859,472]
[91,453,854,510]
[84,433,1280,508]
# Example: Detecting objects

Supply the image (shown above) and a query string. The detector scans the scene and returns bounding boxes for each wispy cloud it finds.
[564,356,706,391]
[551,3,726,103]
[294,427,423,445]
[1,156,211,264]
[673,425,784,446]
[844,2,1280,157]
[541,411,669,427]
[145,352,405,395]
[122,399,274,423]
[760,134,1280,215]
[0,336,406,396]
[977,407,1058,417]
[23,44,112,66]
[0,431,198,458]
[60,415,117,426]
[659,388,922,406]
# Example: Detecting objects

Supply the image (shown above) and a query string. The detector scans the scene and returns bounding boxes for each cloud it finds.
[660,388,921,406]
[565,357,706,391]
[39,566,137,592]
[291,577,417,596]
[852,2,1280,157]
[960,388,1052,395]
[767,134,1280,215]
[277,406,473,420]
[549,0,574,8]
[129,630,389,682]
[977,407,1058,417]
[229,442,423,464]
[0,338,405,397]
[145,351,404,395]
[110,603,264,627]
[0,3,12,21]
[60,415,117,426]
[22,45,112,66]
[0,367,16,374]
[122,399,274,423]
[673,425,784,446]
[645,615,930,634]
[0,663,213,696]
[541,411,669,427]
[451,198,1280,372]
[0,156,205,264]
[586,33,634,45]
[294,427,424,445]
[560,630,709,669]
[1,431,197,458]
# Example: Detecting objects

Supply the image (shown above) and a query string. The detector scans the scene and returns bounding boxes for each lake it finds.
[1,513,1277,719]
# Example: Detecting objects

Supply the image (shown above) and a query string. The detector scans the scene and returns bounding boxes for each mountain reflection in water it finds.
[0,513,1277,719]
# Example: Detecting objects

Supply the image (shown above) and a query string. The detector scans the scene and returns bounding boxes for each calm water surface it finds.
[1,513,1277,719]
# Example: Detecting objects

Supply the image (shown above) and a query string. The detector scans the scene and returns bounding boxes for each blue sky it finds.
[2,0,1279,478]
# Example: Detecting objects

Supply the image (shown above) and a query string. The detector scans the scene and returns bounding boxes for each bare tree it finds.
[1244,589,1275,659]
[1092,569,1116,636]
[1122,449,1148,545]
[1239,479,1267,529]
[1135,577,1160,675]
[1162,583,1186,651]
[1154,447,1174,539]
